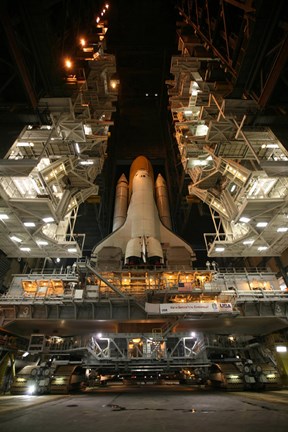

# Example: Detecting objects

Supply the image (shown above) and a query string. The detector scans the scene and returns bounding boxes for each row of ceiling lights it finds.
[8,236,77,253]
[64,3,110,71]
[0,213,77,253]
[0,214,54,224]
[214,214,287,252]
[239,216,288,232]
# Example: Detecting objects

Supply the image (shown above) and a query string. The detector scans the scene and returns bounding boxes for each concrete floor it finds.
[1,386,288,432]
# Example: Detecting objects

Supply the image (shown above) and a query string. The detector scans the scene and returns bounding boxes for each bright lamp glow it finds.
[243,239,254,245]
[257,222,268,227]
[42,217,54,223]
[195,124,208,136]
[277,227,288,232]
[20,247,31,252]
[75,142,80,154]
[10,236,22,243]
[68,248,77,253]
[240,217,250,223]
[79,160,94,165]
[258,246,268,251]
[215,247,225,252]
[27,385,36,395]
[190,159,208,166]
[276,346,287,353]
[37,240,48,246]
[261,144,278,149]
[24,222,36,227]
[0,214,9,220]
[16,141,34,147]
[83,124,92,135]
[65,59,73,69]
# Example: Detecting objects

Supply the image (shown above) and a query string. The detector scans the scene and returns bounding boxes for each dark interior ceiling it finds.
[106,0,177,159]
[0,0,178,157]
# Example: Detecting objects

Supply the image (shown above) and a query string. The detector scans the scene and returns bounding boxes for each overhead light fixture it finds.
[215,247,225,252]
[243,239,254,245]
[16,142,34,147]
[75,142,80,154]
[68,248,77,253]
[184,110,193,115]
[191,160,208,166]
[195,124,208,136]
[191,88,200,96]
[24,222,36,227]
[276,346,287,353]
[277,227,288,232]
[42,217,54,223]
[256,222,268,227]
[261,144,278,149]
[83,124,93,135]
[64,58,73,69]
[0,214,9,220]
[79,160,94,165]
[258,246,268,251]
[10,235,22,243]
[239,217,250,223]
[20,247,31,252]
[37,240,48,246]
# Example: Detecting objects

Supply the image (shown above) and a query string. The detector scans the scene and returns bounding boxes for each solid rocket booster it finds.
[112,174,128,231]
[92,156,195,267]
[155,174,172,230]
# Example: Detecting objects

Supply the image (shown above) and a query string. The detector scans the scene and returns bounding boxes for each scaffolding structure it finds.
[168,25,288,258]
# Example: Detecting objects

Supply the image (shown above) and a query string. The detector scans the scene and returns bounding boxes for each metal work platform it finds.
[1,262,287,359]
[0,26,117,259]
[1,259,286,392]
[167,28,288,258]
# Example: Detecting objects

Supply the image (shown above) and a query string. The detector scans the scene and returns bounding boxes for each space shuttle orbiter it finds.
[91,156,195,269]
